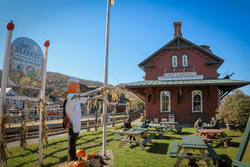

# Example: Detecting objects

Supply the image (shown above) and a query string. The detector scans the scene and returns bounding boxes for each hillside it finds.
[0,70,104,102]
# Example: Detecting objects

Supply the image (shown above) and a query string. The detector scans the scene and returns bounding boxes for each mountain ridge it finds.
[0,69,104,102]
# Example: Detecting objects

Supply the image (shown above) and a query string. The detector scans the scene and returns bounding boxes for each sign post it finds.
[0,21,14,166]
[38,40,50,165]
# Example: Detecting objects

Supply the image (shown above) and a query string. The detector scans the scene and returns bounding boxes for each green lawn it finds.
[6,125,250,167]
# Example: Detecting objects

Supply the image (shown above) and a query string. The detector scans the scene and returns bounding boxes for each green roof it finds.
[125,79,250,88]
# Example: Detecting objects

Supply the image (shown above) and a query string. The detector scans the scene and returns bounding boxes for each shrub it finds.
[216,89,250,132]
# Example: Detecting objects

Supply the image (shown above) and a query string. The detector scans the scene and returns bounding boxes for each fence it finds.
[6,109,141,147]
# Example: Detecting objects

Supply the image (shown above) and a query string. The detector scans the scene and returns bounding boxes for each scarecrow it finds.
[66,77,88,161]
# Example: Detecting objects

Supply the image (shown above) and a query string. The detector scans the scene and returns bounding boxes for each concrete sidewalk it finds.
[7,118,142,148]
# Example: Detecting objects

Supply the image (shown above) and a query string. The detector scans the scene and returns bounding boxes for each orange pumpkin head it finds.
[68,82,80,94]
[76,149,86,157]
[72,161,85,167]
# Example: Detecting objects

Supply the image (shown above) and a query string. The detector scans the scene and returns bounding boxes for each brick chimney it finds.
[173,22,182,38]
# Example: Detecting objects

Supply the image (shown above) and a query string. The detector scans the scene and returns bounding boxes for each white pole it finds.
[102,0,111,157]
[38,40,50,165]
[0,21,14,166]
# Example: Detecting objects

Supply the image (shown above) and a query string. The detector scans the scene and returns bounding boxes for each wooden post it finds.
[124,111,126,123]
[112,111,115,127]
[95,111,98,131]
[20,109,24,147]
[87,99,90,132]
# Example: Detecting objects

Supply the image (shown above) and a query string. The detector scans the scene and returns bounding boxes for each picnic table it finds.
[169,135,221,167]
[197,129,232,147]
[159,122,182,133]
[148,125,165,138]
[115,128,155,151]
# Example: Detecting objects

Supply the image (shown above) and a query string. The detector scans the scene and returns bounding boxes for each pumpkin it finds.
[76,149,85,157]
[72,161,85,167]
[68,82,80,94]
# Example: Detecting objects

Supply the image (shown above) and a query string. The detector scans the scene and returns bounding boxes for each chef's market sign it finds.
[8,37,43,89]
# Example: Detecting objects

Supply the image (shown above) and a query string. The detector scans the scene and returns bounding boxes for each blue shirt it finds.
[137,122,147,128]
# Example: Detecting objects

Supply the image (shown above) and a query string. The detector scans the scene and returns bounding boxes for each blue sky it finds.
[0,0,250,95]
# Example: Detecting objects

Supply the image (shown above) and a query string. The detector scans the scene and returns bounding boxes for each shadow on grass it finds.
[146,142,170,154]
[184,153,228,167]
[230,135,242,138]
[160,135,180,140]
[48,138,68,147]
[227,141,240,148]
[77,137,114,150]
[218,154,233,167]
[179,132,193,135]
[187,158,199,167]
[8,147,39,159]
[42,155,68,167]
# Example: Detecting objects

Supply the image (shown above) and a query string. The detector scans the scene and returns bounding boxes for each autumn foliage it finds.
[216,89,250,132]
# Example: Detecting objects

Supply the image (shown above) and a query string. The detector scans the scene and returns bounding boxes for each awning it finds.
[125,79,250,100]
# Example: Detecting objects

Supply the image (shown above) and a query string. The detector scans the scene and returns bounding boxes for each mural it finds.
[8,37,43,89]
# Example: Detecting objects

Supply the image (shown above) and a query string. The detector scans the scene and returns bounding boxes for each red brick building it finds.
[125,22,250,124]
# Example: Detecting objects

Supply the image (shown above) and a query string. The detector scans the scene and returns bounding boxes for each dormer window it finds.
[182,55,188,67]
[172,56,177,67]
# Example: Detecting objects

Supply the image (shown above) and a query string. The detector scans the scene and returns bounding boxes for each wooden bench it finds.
[142,134,155,143]
[206,143,221,166]
[169,142,178,158]
[113,136,124,141]
[220,136,232,147]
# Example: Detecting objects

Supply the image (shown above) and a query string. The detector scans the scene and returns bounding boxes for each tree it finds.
[216,89,250,132]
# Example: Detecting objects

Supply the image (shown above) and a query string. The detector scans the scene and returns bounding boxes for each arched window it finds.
[160,91,171,112]
[192,90,202,112]
[182,55,188,67]
[172,56,177,67]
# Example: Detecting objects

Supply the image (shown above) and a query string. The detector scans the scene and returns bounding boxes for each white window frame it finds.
[160,91,171,112]
[182,55,188,67]
[172,56,177,67]
[192,90,202,113]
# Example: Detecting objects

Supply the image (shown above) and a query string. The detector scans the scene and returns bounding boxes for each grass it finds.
[6,124,250,167]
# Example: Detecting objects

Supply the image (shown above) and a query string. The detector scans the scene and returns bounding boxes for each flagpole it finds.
[0,21,14,166]
[102,0,111,157]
